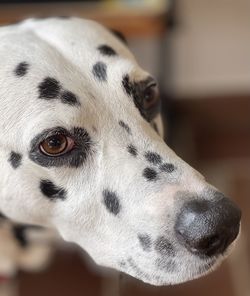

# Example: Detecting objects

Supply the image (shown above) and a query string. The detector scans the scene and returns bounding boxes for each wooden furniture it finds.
[0,2,168,37]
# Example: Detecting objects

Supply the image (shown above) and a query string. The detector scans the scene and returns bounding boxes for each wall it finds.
[130,0,250,98]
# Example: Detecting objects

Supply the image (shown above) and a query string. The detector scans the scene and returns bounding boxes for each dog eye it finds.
[143,83,159,110]
[39,134,75,156]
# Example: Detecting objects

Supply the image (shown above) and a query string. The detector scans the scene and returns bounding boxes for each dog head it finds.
[0,17,241,285]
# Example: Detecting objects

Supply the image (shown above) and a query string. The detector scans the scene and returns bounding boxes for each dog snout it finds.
[175,193,241,257]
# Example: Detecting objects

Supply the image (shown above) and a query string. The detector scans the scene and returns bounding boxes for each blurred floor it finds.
[19,248,103,296]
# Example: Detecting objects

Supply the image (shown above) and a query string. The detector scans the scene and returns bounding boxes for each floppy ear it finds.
[110,29,128,45]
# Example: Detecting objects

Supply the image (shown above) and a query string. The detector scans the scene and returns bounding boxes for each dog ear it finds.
[110,29,128,45]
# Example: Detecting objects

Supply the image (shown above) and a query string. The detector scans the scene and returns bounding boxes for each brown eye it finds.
[39,134,74,156]
[143,83,159,110]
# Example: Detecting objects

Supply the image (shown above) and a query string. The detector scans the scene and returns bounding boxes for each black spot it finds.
[127,145,137,157]
[138,234,152,251]
[160,163,175,173]
[155,258,177,273]
[40,179,66,201]
[143,167,158,181]
[29,127,93,168]
[155,236,175,257]
[60,90,80,106]
[9,152,22,169]
[103,190,120,215]
[110,29,128,45]
[12,225,28,247]
[14,62,29,77]
[92,62,107,81]
[119,120,131,135]
[122,74,133,97]
[144,152,162,165]
[38,77,61,99]
[98,45,117,56]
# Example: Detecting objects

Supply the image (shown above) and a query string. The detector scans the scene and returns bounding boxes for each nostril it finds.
[199,235,219,250]
[193,234,224,256]
[175,195,241,257]
[203,235,220,250]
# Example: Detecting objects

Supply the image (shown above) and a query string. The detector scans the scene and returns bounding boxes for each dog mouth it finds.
[115,223,240,286]
[117,232,238,286]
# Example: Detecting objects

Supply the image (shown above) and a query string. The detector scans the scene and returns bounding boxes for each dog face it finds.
[0,18,241,285]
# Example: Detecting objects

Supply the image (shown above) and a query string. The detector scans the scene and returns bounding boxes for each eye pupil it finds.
[40,134,68,155]
[48,136,64,148]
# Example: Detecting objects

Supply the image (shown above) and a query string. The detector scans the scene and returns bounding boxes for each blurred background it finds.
[0,0,249,295]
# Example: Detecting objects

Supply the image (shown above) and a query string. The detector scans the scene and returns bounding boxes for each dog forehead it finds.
[0,18,152,143]
[1,17,136,75]
[19,17,136,69]
[1,17,151,107]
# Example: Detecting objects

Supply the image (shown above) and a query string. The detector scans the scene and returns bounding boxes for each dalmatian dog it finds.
[0,17,241,286]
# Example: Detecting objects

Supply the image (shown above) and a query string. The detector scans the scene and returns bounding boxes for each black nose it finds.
[175,193,241,257]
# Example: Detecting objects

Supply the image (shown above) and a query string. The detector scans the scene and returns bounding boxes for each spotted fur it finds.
[98,44,117,56]
[40,179,67,201]
[92,62,107,81]
[14,61,30,77]
[8,152,22,169]
[103,190,121,215]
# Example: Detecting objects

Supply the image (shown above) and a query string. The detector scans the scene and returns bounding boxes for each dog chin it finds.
[78,231,240,286]
[117,257,218,286]
[116,246,234,287]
